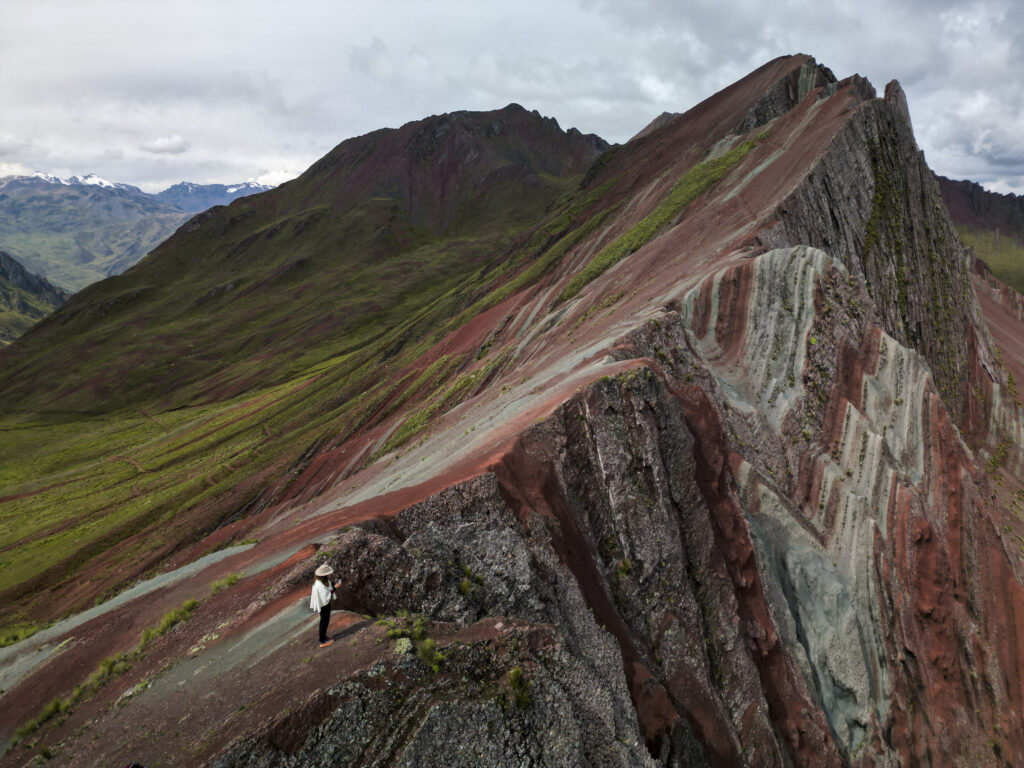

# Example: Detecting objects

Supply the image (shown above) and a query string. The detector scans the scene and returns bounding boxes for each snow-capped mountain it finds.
[30,171,140,192]
[154,180,275,212]
[11,172,274,207]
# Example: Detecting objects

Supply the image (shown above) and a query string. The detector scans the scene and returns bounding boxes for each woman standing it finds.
[310,563,336,648]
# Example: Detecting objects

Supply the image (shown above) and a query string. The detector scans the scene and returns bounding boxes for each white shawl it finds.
[310,579,333,611]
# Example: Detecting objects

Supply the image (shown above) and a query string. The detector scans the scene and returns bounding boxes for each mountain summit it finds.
[31,172,139,191]
[1,56,1023,767]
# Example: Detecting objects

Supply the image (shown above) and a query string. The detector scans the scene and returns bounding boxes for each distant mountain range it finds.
[0,173,274,292]
[154,181,273,211]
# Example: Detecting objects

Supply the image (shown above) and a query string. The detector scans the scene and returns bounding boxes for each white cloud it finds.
[0,161,34,177]
[139,134,190,154]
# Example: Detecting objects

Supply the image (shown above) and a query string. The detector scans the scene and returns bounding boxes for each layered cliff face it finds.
[3,55,1024,768]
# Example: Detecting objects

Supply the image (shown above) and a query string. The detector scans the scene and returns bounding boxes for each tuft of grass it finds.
[616,558,633,579]
[379,613,438,669]
[137,597,200,652]
[560,136,763,301]
[508,666,532,708]
[379,612,427,642]
[209,572,244,595]
[13,697,68,741]
[153,598,198,639]
[415,636,443,674]
[0,624,40,648]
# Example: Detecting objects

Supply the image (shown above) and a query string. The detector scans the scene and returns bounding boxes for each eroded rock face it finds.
[217,367,834,767]
[938,174,1024,243]
[215,248,1024,768]
[760,89,975,421]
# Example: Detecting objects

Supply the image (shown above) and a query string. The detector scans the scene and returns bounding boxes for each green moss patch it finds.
[559,136,763,302]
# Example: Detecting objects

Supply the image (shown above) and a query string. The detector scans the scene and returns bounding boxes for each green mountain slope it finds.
[956,224,1024,293]
[0,252,68,346]
[0,105,607,624]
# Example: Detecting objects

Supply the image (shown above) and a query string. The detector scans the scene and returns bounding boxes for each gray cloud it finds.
[0,135,32,157]
[0,0,1020,193]
[140,135,190,154]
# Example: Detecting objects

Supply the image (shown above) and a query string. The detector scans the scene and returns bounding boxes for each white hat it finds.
[315,563,334,577]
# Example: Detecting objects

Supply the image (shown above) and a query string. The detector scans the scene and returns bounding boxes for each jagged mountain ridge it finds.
[937,174,1024,294]
[0,252,68,346]
[1,55,1023,767]
[937,174,1024,239]
[0,175,276,291]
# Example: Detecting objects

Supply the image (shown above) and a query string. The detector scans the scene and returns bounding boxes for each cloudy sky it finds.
[2,0,1022,194]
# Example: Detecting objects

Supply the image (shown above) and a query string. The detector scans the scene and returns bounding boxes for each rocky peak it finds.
[629,111,681,141]
[301,103,608,234]
[738,55,839,132]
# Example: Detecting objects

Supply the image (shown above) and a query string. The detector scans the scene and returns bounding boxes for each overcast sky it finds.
[2,0,1021,194]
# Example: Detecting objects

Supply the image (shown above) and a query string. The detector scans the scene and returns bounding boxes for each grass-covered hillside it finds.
[0,252,68,346]
[937,174,1024,294]
[0,105,611,631]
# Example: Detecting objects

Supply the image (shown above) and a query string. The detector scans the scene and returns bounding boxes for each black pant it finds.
[319,604,332,643]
